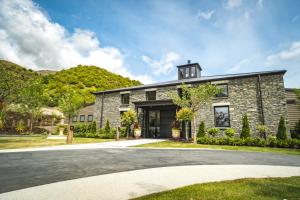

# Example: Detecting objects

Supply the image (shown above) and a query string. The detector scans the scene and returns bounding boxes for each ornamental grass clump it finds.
[240,114,250,138]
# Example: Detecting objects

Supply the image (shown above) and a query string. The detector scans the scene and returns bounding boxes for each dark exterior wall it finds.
[95,73,287,137]
[65,104,95,124]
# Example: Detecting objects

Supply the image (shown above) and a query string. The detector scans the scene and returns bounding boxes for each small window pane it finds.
[179,68,184,79]
[287,99,296,104]
[214,106,230,127]
[121,94,130,105]
[185,67,190,78]
[216,84,228,97]
[72,116,77,122]
[146,91,156,101]
[80,115,85,122]
[190,66,196,77]
[87,115,93,122]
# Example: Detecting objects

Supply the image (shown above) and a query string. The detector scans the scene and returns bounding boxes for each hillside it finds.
[45,65,141,106]
[0,60,142,106]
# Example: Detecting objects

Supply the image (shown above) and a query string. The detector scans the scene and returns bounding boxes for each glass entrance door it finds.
[148,110,160,138]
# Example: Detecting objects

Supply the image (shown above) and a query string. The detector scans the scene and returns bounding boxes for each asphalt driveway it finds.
[0,148,299,193]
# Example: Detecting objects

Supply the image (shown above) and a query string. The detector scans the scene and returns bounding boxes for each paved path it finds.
[1,165,300,200]
[0,139,166,153]
[0,148,299,194]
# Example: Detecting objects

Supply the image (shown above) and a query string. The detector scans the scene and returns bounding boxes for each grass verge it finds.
[135,141,300,155]
[0,135,113,150]
[132,176,300,200]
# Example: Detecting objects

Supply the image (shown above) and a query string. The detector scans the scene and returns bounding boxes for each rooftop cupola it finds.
[177,60,202,80]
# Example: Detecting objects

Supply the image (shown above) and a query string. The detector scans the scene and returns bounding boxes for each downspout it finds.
[100,92,104,128]
[257,75,265,125]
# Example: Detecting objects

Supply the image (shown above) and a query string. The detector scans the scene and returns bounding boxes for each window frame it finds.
[87,114,93,122]
[72,116,77,122]
[190,66,196,78]
[146,91,156,101]
[215,84,229,98]
[121,93,130,105]
[214,105,230,128]
[79,115,85,122]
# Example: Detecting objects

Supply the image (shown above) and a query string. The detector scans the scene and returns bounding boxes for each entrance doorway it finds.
[148,110,160,138]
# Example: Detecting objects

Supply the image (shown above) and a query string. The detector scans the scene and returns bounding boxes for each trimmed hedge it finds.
[197,137,300,149]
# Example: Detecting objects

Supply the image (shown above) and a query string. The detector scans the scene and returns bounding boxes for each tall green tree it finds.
[277,116,287,140]
[121,109,137,138]
[240,114,250,138]
[58,88,84,143]
[169,83,221,143]
[17,78,48,132]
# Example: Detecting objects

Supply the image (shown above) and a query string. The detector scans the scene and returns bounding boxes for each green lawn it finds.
[133,176,300,200]
[0,135,113,150]
[135,141,300,155]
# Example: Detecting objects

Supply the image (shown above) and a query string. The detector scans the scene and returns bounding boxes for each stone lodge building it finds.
[93,61,287,138]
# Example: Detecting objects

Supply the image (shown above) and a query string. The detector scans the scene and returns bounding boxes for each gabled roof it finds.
[93,69,286,94]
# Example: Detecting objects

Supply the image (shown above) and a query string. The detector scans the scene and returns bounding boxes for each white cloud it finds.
[196,10,215,20]
[142,52,181,76]
[257,0,263,9]
[0,0,153,84]
[226,0,243,9]
[266,41,300,64]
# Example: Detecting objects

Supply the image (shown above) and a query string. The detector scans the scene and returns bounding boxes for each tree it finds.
[169,83,221,143]
[176,107,193,140]
[294,88,300,100]
[292,119,300,139]
[121,109,137,139]
[104,120,111,134]
[197,121,206,138]
[240,114,250,138]
[58,88,84,144]
[276,116,287,140]
[17,78,48,132]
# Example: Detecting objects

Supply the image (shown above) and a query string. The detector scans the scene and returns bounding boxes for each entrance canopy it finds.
[133,99,175,108]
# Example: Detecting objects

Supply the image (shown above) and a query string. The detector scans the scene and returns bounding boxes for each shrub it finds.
[256,125,268,139]
[208,127,219,137]
[225,128,236,137]
[197,137,299,149]
[120,127,127,138]
[16,120,25,133]
[197,121,206,138]
[240,114,250,138]
[291,119,300,139]
[176,108,193,122]
[104,120,111,134]
[277,116,287,140]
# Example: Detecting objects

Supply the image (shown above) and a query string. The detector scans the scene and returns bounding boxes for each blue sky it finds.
[0,0,299,87]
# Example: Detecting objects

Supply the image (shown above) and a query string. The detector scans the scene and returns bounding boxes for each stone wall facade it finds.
[94,72,287,137]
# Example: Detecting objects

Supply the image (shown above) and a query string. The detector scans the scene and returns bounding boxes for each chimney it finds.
[187,60,191,64]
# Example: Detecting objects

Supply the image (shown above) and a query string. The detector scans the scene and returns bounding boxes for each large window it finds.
[80,115,85,122]
[72,116,77,122]
[179,68,184,79]
[216,84,228,97]
[214,106,230,127]
[87,115,93,122]
[146,91,156,101]
[121,93,130,105]
[185,67,190,78]
[190,66,196,78]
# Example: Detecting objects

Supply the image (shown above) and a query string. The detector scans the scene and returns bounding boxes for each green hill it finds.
[0,60,142,106]
[44,65,141,106]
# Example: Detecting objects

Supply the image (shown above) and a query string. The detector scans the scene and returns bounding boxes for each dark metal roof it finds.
[94,69,286,94]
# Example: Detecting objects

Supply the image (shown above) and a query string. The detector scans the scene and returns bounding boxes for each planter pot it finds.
[134,129,142,139]
[172,129,180,139]
[59,127,64,136]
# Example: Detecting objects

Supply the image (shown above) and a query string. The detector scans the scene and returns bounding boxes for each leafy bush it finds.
[176,108,193,122]
[120,127,127,138]
[277,116,287,140]
[104,120,111,134]
[197,121,206,138]
[208,127,219,137]
[225,128,236,137]
[16,120,25,133]
[197,137,300,149]
[291,119,300,139]
[256,125,268,139]
[87,121,97,134]
[240,114,250,138]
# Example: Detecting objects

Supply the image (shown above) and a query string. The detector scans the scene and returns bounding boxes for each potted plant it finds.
[133,122,141,139]
[171,120,180,139]
[58,124,66,136]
